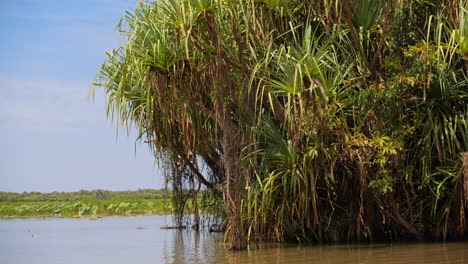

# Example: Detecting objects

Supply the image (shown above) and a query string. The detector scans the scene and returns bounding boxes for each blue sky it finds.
[0,0,166,192]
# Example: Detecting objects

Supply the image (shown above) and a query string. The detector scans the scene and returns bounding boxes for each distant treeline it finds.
[0,189,171,202]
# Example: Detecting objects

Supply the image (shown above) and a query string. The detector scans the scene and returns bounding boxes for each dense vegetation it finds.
[94,0,468,249]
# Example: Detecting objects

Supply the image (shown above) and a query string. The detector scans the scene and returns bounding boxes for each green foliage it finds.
[351,0,384,32]
[93,0,468,248]
[0,199,171,217]
[454,1,468,56]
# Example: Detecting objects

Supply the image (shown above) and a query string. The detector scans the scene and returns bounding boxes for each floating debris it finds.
[136,227,145,230]
[89,218,98,220]
[160,226,186,230]
[32,235,39,238]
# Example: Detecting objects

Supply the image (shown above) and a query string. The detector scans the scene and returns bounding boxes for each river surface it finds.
[0,215,467,263]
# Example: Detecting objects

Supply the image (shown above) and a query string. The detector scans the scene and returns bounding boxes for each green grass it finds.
[0,199,172,217]
[0,189,170,202]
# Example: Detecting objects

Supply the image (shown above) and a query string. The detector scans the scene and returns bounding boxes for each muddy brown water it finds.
[0,216,466,263]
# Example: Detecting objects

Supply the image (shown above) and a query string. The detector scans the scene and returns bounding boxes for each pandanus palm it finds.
[95,0,468,249]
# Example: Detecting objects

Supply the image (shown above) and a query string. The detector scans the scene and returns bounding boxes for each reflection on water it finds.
[0,216,466,264]
[218,243,468,264]
[164,226,224,263]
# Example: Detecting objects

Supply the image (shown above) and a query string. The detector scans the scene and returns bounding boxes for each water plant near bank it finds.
[0,199,171,217]
[94,0,468,249]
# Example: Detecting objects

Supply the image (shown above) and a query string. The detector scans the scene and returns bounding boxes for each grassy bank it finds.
[0,189,176,217]
[0,199,172,218]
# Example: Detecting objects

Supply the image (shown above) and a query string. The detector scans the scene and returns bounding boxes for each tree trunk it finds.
[192,190,200,231]
[220,108,247,250]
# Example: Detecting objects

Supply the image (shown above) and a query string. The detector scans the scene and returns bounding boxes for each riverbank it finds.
[0,189,177,217]
[0,199,172,218]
